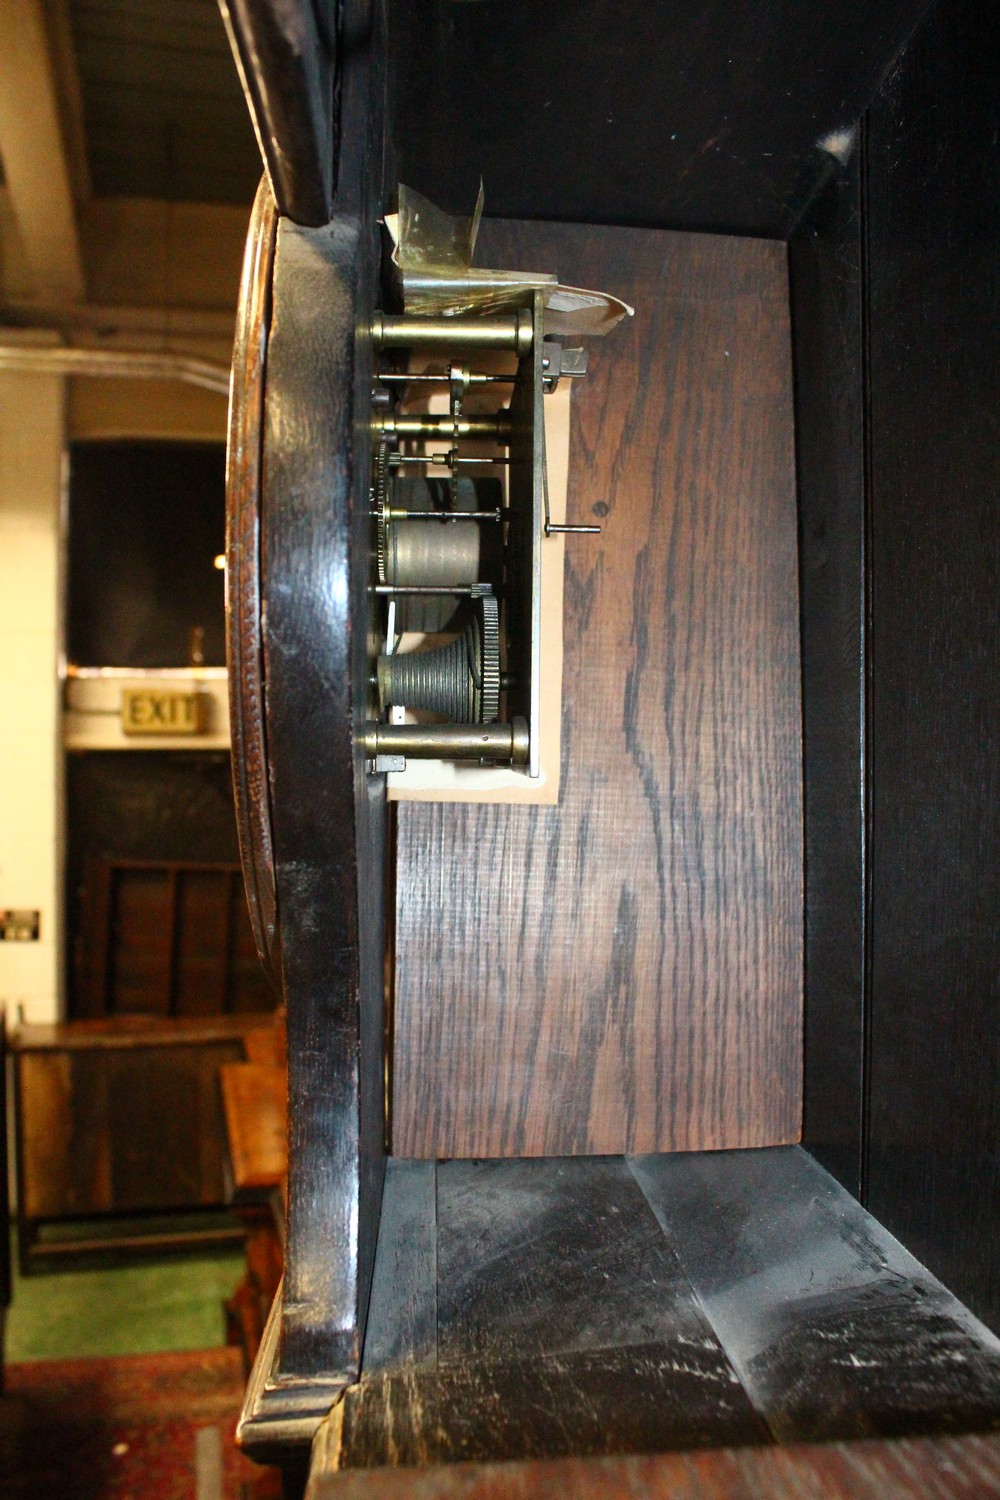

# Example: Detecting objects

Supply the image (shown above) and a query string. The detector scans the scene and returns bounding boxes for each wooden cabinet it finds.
[12,1015,271,1270]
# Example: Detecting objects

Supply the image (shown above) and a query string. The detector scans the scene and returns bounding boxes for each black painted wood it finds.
[232,6,390,1464]
[630,1147,1000,1443]
[388,0,929,238]
[217,0,336,225]
[363,1158,436,1375]
[789,152,868,1197]
[864,0,1000,1334]
[434,1158,717,1368]
[262,207,386,1385]
[337,1344,765,1469]
[342,1156,766,1467]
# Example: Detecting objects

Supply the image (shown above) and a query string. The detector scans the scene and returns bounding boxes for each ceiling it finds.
[70,0,259,204]
[0,0,261,385]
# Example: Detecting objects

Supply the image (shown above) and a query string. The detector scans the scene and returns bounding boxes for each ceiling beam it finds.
[0,342,230,394]
[41,0,92,208]
[0,0,85,302]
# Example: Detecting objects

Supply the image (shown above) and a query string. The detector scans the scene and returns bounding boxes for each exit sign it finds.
[121,688,208,736]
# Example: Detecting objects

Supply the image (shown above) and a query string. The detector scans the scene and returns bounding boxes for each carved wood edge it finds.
[227,175,281,992]
[237,1280,349,1464]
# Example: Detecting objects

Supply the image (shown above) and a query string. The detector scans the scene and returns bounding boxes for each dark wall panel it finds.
[790,154,868,1195]
[865,0,1000,1330]
[65,751,240,1016]
[390,0,929,238]
[68,440,226,668]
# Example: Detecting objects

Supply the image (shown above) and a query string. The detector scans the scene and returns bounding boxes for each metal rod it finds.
[363,718,530,765]
[384,509,504,522]
[373,584,493,596]
[388,453,511,467]
[372,310,533,353]
[377,414,512,441]
[376,371,514,385]
[541,440,602,538]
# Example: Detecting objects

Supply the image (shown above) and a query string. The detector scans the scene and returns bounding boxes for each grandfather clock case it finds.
[219,0,1000,1486]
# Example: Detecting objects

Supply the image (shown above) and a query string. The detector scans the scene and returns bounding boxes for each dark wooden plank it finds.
[362,1158,436,1375]
[435,1157,717,1367]
[261,212,385,1388]
[15,1034,246,1222]
[78,856,113,1019]
[13,1013,273,1050]
[174,869,231,1016]
[393,222,803,1158]
[309,1429,1000,1499]
[336,1344,766,1470]
[342,1156,765,1468]
[863,0,1000,1334]
[788,149,868,1197]
[65,754,251,1022]
[389,0,930,238]
[630,1146,1000,1443]
[217,0,335,224]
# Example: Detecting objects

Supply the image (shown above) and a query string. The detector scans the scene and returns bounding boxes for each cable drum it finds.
[377,595,501,723]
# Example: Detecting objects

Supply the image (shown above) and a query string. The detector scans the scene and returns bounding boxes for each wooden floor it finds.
[317,1148,1000,1473]
[310,1431,1000,1499]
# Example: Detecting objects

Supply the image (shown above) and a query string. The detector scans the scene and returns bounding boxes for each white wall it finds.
[0,369,64,1024]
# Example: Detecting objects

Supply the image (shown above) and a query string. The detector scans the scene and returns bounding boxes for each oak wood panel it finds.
[393,223,802,1157]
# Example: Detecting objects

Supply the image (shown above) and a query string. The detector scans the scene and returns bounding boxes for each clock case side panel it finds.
[236,3,389,1456]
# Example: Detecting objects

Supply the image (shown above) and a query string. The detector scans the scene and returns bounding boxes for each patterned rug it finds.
[0,1346,280,1500]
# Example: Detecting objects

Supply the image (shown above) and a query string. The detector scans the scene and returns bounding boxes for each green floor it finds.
[6,1230,244,1362]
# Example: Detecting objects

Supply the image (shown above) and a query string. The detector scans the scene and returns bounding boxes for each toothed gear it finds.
[374,438,390,582]
[475,592,501,723]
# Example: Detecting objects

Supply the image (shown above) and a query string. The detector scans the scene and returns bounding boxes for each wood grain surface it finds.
[322,1150,1000,1479]
[15,1035,245,1220]
[309,1429,1000,1500]
[392,222,802,1157]
[221,1062,287,1194]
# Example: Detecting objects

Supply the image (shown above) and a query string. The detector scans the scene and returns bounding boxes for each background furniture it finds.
[221,1022,287,1374]
[12,1014,273,1271]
